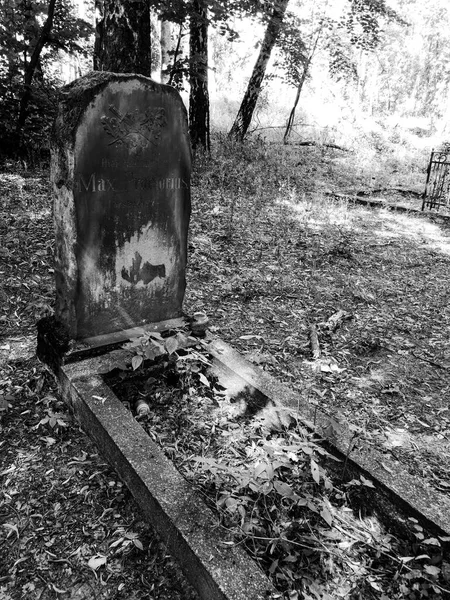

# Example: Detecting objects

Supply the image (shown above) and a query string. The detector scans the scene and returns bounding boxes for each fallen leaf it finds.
[0,464,16,476]
[133,538,144,551]
[422,537,440,546]
[273,480,294,498]
[87,554,107,570]
[3,523,19,538]
[132,355,143,370]
[380,462,394,474]
[165,336,179,355]
[320,505,333,527]
[51,584,69,594]
[424,565,440,576]
[360,475,375,488]
[310,458,320,484]
[198,372,210,387]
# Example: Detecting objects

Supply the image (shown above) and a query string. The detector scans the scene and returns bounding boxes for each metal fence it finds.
[422,143,450,211]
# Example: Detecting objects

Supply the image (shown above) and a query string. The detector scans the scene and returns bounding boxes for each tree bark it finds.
[17,0,57,135]
[94,0,151,76]
[168,23,185,89]
[93,0,104,72]
[228,0,289,141]
[189,0,210,152]
[160,18,172,83]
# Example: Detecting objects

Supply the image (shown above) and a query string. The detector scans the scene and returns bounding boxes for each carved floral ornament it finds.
[101,104,167,149]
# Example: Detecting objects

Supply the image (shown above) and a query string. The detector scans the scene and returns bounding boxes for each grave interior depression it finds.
[38,71,450,600]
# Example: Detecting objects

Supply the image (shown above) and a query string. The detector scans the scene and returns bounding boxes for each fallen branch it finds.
[412,351,450,370]
[309,323,321,359]
[324,310,352,333]
[356,187,422,198]
[293,141,349,151]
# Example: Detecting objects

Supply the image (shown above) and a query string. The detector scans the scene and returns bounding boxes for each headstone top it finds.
[55,71,186,145]
[51,71,191,342]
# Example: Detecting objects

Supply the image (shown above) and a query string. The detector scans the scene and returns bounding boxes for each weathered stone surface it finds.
[60,358,275,600]
[51,71,191,340]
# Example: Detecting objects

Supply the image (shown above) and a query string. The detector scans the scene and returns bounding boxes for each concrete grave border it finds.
[51,336,450,600]
[58,349,275,600]
[207,339,450,538]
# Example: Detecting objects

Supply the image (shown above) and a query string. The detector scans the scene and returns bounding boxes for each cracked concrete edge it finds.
[206,338,450,538]
[59,359,275,600]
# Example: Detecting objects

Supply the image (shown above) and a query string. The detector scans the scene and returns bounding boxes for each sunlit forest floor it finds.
[187,140,450,498]
[1,135,450,598]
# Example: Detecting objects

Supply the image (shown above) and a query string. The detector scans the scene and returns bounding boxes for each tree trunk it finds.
[167,23,185,89]
[94,0,151,76]
[228,0,289,141]
[283,68,307,144]
[160,18,172,83]
[189,0,210,152]
[93,0,104,72]
[283,31,320,144]
[17,0,57,136]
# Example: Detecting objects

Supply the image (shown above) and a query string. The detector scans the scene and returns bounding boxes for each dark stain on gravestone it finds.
[121,252,166,285]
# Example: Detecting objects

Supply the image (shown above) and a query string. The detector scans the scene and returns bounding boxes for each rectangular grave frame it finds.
[39,330,450,600]
[42,72,450,600]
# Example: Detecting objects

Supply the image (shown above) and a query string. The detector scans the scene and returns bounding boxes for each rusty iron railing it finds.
[422,143,450,211]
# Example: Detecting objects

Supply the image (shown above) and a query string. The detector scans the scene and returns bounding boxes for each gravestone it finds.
[51,72,191,342]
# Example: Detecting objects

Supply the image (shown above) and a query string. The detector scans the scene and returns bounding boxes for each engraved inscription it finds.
[101,105,167,149]
[102,158,154,168]
[121,252,166,285]
[75,173,116,192]
[74,173,188,193]
[133,177,188,190]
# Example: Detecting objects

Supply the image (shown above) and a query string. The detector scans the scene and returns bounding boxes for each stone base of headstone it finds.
[36,316,72,375]
[36,314,188,375]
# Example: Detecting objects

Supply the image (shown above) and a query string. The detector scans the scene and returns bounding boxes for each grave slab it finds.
[51,71,191,342]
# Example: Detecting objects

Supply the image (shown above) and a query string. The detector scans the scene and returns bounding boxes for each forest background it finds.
[1,0,450,165]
